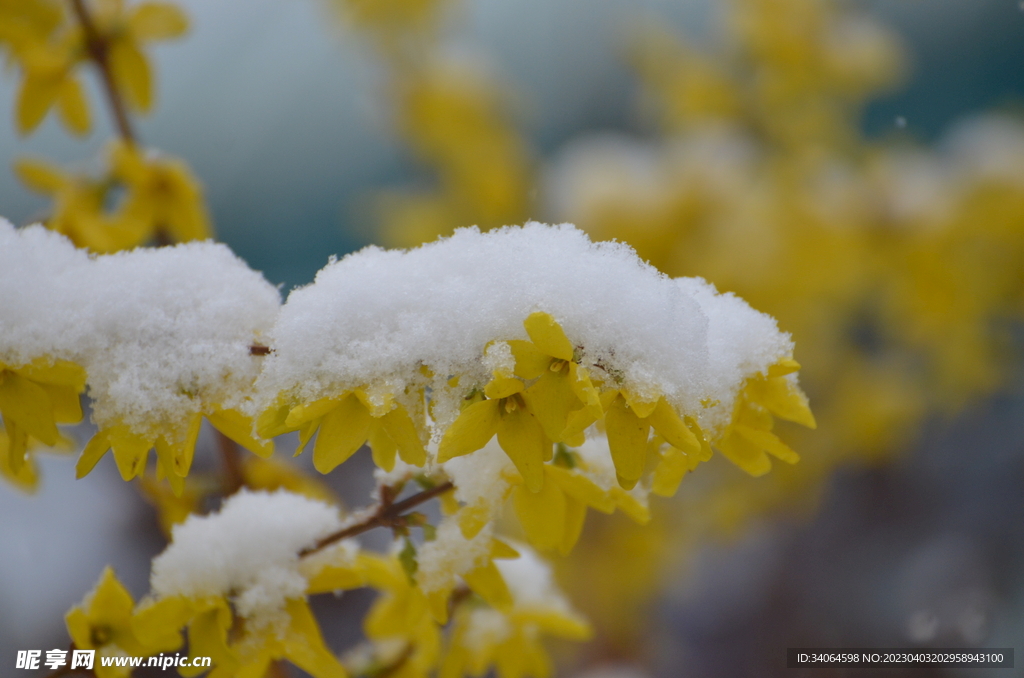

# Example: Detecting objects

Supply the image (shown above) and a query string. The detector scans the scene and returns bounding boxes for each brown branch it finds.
[217,430,245,496]
[68,0,137,144]
[266,661,291,678]
[300,481,454,557]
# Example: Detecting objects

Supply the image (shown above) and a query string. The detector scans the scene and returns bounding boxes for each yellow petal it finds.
[169,412,203,478]
[281,599,348,678]
[758,377,817,429]
[256,400,293,439]
[527,610,592,640]
[490,539,520,560]
[109,39,152,111]
[57,76,90,135]
[484,376,524,400]
[0,370,59,445]
[297,419,319,456]
[463,561,513,610]
[717,432,772,476]
[183,603,237,677]
[611,488,650,524]
[559,496,587,555]
[109,426,151,481]
[13,157,66,193]
[0,425,36,491]
[286,397,341,429]
[427,588,451,624]
[568,363,602,418]
[523,311,574,361]
[87,566,136,625]
[208,408,273,458]
[546,464,615,513]
[38,383,83,424]
[352,388,393,417]
[497,407,548,493]
[381,404,427,466]
[512,480,565,551]
[647,398,701,454]
[458,500,496,539]
[2,417,29,474]
[76,429,112,478]
[368,422,398,472]
[508,339,550,379]
[735,424,800,464]
[313,395,370,474]
[129,2,189,40]
[16,73,61,134]
[65,607,92,651]
[562,406,600,444]
[767,358,801,377]
[651,446,690,497]
[306,563,368,594]
[522,371,578,442]
[685,416,714,461]
[154,437,178,491]
[437,399,500,462]
[133,595,194,650]
[623,392,658,419]
[605,395,650,489]
[16,360,86,391]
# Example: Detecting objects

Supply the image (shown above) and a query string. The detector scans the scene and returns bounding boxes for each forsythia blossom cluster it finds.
[1,219,812,677]
[530,0,1024,651]
[1,0,210,251]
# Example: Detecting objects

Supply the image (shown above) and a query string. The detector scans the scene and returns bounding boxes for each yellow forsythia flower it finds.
[14,157,151,251]
[714,359,817,476]
[66,568,178,678]
[89,0,189,112]
[108,140,213,243]
[266,387,427,474]
[0,358,86,489]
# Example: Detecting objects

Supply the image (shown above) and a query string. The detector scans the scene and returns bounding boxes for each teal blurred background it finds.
[2,0,1023,288]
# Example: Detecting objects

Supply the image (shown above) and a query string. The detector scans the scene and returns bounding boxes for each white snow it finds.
[416,519,493,594]
[150,489,342,626]
[443,440,515,513]
[1,218,797,460]
[495,543,576,616]
[0,220,281,439]
[674,277,793,434]
[257,223,769,432]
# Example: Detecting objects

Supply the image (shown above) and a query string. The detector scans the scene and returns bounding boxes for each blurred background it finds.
[3,0,1024,676]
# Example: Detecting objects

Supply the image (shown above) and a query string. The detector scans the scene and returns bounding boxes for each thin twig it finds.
[266,660,291,678]
[217,430,245,495]
[300,481,454,557]
[68,0,137,145]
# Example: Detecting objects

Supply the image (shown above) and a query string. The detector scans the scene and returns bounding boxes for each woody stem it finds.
[299,481,454,557]
[68,0,137,144]
[217,431,245,495]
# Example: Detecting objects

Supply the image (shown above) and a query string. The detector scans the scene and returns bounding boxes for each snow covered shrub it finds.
[0,218,813,676]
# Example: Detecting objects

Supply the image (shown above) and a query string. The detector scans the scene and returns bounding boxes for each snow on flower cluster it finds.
[6,217,814,678]
[1,218,795,442]
[150,489,344,625]
[0,218,280,437]
[257,221,791,434]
